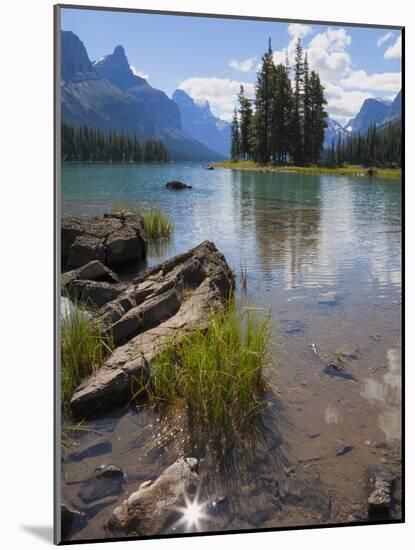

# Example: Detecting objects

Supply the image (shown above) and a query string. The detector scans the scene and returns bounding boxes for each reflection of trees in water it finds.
[231,171,322,290]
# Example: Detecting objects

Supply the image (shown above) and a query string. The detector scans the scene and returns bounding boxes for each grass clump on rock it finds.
[112,202,173,240]
[142,207,173,240]
[143,301,270,457]
[61,298,112,405]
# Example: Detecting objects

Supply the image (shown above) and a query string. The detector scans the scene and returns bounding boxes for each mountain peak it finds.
[61,30,94,82]
[94,44,142,91]
[113,45,126,57]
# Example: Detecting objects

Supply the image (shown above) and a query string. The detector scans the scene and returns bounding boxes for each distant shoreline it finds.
[211,160,402,180]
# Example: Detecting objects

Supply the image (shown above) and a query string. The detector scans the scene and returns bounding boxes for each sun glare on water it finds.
[174,494,209,531]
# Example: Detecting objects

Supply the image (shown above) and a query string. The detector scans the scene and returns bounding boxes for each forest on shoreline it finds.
[61,123,170,163]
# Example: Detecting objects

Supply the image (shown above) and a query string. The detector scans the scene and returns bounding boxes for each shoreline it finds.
[211,160,402,180]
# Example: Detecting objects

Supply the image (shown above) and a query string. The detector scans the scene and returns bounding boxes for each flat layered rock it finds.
[107,458,199,536]
[70,241,234,418]
[62,212,147,269]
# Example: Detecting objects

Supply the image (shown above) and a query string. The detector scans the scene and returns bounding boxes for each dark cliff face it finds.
[94,46,182,131]
[61,30,95,82]
[172,89,230,156]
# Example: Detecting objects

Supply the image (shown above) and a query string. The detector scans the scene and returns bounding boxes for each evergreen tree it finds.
[230,108,240,161]
[309,71,327,163]
[237,85,254,160]
[291,38,305,164]
[253,38,276,163]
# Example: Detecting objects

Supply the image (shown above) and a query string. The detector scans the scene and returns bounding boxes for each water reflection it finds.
[361,348,401,442]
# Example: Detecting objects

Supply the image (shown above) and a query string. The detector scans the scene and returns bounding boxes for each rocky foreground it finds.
[62,211,147,270]
[61,214,234,418]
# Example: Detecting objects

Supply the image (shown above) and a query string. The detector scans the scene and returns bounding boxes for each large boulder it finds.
[107,458,199,536]
[61,212,147,269]
[70,241,234,418]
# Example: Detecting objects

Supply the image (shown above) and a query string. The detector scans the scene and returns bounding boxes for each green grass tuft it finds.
[142,207,174,240]
[112,202,173,240]
[61,297,112,405]
[140,301,270,458]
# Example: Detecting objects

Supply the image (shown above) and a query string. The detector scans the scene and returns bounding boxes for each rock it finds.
[68,439,112,462]
[336,445,354,457]
[206,165,214,170]
[317,292,337,305]
[61,502,83,538]
[62,213,147,269]
[95,464,124,478]
[308,431,321,439]
[78,464,125,503]
[66,279,126,309]
[111,287,182,345]
[70,241,234,418]
[279,478,331,520]
[107,458,199,536]
[60,296,92,323]
[67,234,106,268]
[368,471,394,519]
[106,226,145,266]
[62,260,120,287]
[165,180,192,190]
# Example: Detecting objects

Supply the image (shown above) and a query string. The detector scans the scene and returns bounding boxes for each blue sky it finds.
[61,8,402,126]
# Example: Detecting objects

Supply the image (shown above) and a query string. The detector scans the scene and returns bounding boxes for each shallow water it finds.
[61,162,402,539]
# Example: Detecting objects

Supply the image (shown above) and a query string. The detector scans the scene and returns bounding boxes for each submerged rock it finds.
[68,439,112,462]
[78,464,125,504]
[165,180,192,190]
[70,241,234,418]
[62,212,147,269]
[367,470,394,519]
[61,502,84,538]
[107,457,198,536]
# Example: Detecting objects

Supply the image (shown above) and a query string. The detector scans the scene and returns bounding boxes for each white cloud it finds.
[384,35,401,59]
[229,57,256,72]
[130,64,149,80]
[273,27,352,82]
[177,77,255,121]
[306,28,352,81]
[287,23,313,38]
[377,32,393,47]
[339,70,401,92]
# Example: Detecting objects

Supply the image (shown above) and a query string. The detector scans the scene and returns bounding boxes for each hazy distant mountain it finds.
[60,31,224,161]
[347,97,392,134]
[324,117,350,148]
[172,89,231,156]
[387,90,401,121]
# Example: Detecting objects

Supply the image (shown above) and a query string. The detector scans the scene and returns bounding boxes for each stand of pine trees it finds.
[61,123,170,162]
[231,38,327,165]
[326,121,402,168]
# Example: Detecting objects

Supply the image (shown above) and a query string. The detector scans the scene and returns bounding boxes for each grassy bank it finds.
[139,301,270,458]
[61,299,112,405]
[212,160,401,180]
